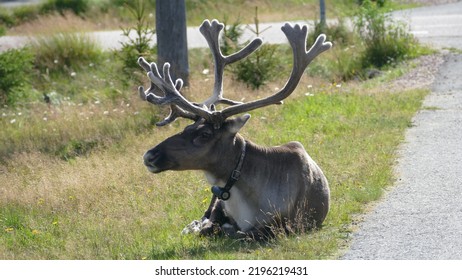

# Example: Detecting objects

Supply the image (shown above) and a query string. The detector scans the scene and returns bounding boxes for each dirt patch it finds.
[389,54,445,91]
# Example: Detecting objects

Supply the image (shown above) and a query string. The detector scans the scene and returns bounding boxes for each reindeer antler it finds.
[138,19,332,128]
[199,19,263,107]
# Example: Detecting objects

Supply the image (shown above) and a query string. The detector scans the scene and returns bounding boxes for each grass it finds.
[0,72,428,258]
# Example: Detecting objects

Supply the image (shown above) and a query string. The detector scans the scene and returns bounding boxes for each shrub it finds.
[223,8,280,89]
[0,48,34,106]
[233,44,280,90]
[41,0,89,15]
[221,19,243,56]
[0,8,15,27]
[355,0,417,68]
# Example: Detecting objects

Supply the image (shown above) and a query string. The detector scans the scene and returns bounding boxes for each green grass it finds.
[0,80,428,259]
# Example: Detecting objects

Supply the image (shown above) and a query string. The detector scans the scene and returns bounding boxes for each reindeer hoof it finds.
[181,219,203,235]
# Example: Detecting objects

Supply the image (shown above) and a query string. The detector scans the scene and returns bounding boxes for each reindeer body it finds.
[139,19,332,240]
[205,137,329,234]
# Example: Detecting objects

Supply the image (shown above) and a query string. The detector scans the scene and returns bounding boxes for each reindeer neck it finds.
[203,134,247,187]
[205,134,273,181]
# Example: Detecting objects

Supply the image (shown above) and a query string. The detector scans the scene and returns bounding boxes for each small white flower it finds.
[336,84,342,88]
[10,119,16,124]
[94,100,100,105]
[70,72,77,77]
[202,69,210,75]
[18,112,22,116]
[103,111,109,115]
[54,59,59,64]
[134,111,139,115]
[43,117,48,121]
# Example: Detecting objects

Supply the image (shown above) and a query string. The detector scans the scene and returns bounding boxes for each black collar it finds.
[211,139,246,200]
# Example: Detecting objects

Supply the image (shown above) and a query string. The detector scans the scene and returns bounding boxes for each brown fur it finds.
[144,115,330,240]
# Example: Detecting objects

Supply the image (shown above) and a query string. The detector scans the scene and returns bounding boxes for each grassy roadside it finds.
[0,73,428,258]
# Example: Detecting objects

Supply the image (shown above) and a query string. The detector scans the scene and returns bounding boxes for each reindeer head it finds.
[139,19,331,174]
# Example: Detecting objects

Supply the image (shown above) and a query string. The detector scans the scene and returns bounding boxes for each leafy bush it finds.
[0,8,15,27]
[0,48,34,105]
[355,0,417,68]
[41,0,89,15]
[33,32,102,72]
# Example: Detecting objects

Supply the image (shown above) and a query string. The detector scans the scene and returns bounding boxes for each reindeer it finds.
[138,19,332,240]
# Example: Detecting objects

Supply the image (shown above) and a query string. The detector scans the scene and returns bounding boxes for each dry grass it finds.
[0,72,428,258]
[7,12,98,36]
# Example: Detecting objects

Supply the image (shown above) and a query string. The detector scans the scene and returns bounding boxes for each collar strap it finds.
[211,140,246,201]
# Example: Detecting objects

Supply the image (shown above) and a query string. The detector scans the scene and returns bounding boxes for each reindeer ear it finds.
[226,114,251,134]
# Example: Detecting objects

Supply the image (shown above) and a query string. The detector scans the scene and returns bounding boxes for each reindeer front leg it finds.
[182,194,236,236]
[200,196,231,236]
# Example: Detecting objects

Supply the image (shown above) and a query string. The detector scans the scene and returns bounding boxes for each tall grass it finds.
[0,76,428,258]
[32,32,102,72]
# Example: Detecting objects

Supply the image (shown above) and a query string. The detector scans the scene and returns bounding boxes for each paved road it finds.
[393,1,462,50]
[342,2,462,260]
[342,53,462,259]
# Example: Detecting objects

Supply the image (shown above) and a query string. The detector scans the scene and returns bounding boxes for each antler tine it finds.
[220,23,332,119]
[155,80,201,126]
[138,57,219,126]
[199,19,263,107]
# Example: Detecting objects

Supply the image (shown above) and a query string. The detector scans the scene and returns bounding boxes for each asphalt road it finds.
[342,52,462,259]
[393,1,462,50]
[342,2,462,259]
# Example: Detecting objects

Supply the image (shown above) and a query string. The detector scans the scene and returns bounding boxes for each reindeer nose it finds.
[143,150,158,167]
